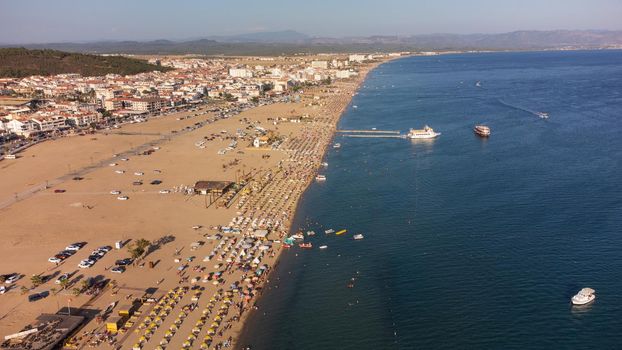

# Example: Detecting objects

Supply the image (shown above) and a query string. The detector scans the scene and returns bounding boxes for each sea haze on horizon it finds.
[1,0,622,43]
[238,50,622,349]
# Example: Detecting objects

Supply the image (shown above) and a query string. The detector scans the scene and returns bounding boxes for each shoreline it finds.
[0,55,404,349]
[230,56,402,348]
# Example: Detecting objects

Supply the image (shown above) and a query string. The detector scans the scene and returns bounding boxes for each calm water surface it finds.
[239,50,622,349]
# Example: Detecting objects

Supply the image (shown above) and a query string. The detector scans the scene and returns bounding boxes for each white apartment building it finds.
[30,115,67,132]
[5,119,35,136]
[348,54,367,63]
[127,98,163,113]
[311,60,329,69]
[229,68,254,78]
[67,113,101,127]
[336,70,357,79]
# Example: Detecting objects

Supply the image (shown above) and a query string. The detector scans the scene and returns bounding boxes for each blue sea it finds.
[239,50,622,349]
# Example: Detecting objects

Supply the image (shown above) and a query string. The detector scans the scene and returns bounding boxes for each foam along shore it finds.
[0,56,393,349]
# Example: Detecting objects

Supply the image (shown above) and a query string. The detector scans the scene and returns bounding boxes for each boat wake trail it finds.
[497,99,549,119]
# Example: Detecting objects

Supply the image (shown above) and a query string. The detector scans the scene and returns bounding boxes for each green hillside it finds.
[0,48,172,78]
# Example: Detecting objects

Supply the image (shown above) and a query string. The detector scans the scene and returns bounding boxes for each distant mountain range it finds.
[4,30,622,55]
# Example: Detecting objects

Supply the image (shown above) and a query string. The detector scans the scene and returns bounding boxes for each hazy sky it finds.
[1,0,621,43]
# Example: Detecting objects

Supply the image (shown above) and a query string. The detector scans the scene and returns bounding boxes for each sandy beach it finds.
[0,57,388,349]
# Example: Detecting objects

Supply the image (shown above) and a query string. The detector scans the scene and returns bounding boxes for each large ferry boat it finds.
[474,125,491,137]
[407,125,441,139]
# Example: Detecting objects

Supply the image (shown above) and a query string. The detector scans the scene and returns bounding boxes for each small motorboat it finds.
[537,112,549,119]
[474,125,491,137]
[282,244,292,249]
[325,229,335,234]
[315,175,327,181]
[353,234,364,240]
[319,245,328,250]
[306,231,316,236]
[291,233,304,240]
[298,243,313,249]
[0,286,6,294]
[572,288,596,305]
[333,143,341,149]
[321,162,328,167]
[335,229,347,236]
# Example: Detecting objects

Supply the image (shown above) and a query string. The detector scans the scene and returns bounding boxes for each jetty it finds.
[337,129,405,139]
[341,134,405,139]
[336,129,400,134]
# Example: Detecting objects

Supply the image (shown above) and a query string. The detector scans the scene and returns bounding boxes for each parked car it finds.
[55,273,70,284]
[115,258,133,266]
[78,260,95,269]
[132,181,143,186]
[28,291,49,302]
[117,196,129,200]
[4,274,20,284]
[150,180,162,185]
[72,176,84,181]
[48,256,62,264]
[111,266,126,274]
[159,190,170,194]
[65,243,85,251]
[110,190,121,195]
[54,189,66,193]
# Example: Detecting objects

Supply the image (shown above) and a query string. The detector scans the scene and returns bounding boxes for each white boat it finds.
[0,286,6,294]
[319,245,328,250]
[321,162,328,167]
[407,125,441,139]
[325,229,335,234]
[291,233,304,240]
[572,288,596,305]
[353,105,358,109]
[353,234,364,240]
[474,125,491,137]
[537,112,549,119]
[315,175,326,181]
[333,143,341,149]
[306,231,316,236]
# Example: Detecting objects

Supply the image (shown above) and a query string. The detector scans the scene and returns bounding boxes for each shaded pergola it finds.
[194,181,234,207]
